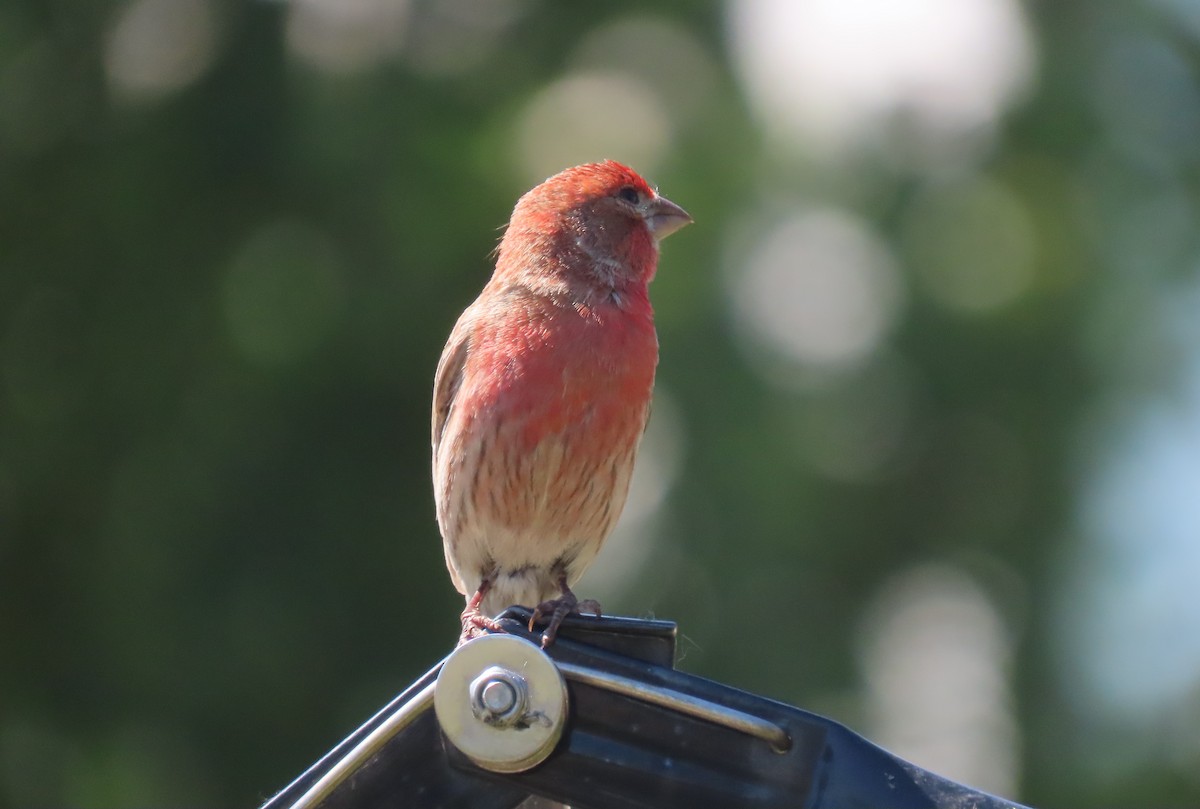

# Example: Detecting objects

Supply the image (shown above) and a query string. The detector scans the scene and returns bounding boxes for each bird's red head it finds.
[498,161,691,291]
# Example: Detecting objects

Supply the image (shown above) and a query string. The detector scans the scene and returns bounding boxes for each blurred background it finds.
[3,0,1200,806]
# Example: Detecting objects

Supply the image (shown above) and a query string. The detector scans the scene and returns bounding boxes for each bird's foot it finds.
[459,606,506,645]
[529,586,601,648]
[459,583,507,645]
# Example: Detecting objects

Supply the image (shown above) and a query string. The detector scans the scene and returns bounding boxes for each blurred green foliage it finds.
[3,1,1199,807]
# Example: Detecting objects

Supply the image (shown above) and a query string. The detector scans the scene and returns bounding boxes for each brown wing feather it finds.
[431,319,472,462]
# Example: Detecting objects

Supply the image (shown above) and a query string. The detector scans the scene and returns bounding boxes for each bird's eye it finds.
[616,186,641,205]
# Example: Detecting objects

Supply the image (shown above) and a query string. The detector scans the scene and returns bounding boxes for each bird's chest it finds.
[471,302,657,446]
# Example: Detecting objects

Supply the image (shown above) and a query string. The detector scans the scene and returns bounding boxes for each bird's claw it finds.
[459,607,506,646]
[529,592,602,648]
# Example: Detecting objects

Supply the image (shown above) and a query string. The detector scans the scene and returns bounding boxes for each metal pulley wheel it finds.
[434,633,569,773]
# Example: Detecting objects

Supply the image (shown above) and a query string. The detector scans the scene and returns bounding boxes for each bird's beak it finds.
[644,195,693,241]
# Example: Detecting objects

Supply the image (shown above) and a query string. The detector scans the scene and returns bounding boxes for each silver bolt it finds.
[480,679,516,713]
[469,666,529,726]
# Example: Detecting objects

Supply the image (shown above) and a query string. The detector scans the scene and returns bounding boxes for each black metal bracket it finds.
[260,609,1030,809]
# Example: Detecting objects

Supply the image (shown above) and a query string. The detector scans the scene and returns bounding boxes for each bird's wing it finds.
[432,319,472,462]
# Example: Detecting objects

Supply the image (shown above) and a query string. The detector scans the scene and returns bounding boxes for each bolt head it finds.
[469,666,529,726]
[480,679,516,714]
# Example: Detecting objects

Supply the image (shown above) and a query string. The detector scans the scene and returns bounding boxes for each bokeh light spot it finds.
[1090,32,1200,170]
[1066,345,1200,720]
[726,206,905,372]
[222,221,347,367]
[285,0,410,75]
[902,174,1037,314]
[513,72,671,186]
[726,0,1035,162]
[402,0,528,78]
[571,15,718,125]
[104,0,218,102]
[858,563,1020,797]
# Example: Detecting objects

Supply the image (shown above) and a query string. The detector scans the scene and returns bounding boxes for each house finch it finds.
[432,161,691,647]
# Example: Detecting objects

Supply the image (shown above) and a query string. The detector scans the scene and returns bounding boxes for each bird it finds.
[431,160,691,647]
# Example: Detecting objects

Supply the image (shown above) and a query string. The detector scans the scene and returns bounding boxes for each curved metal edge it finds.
[284,681,437,809]
[556,661,793,753]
